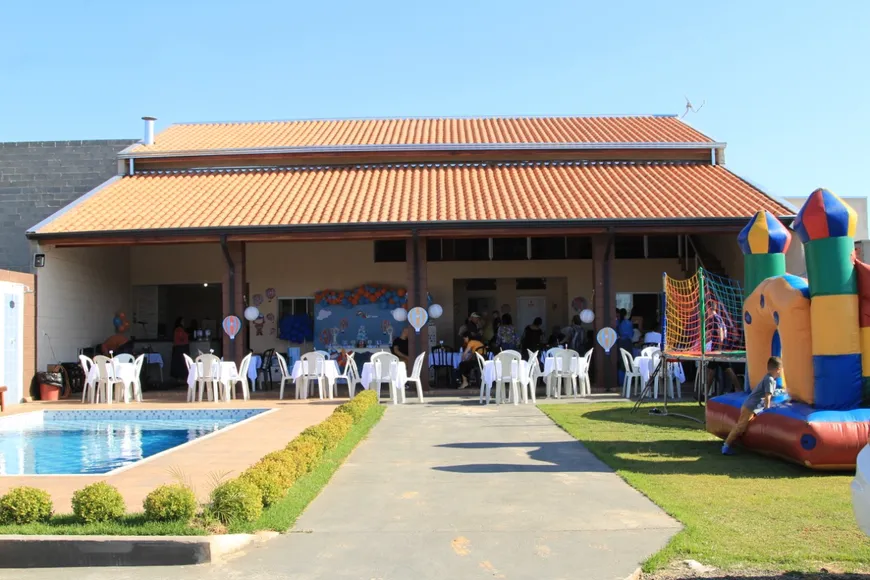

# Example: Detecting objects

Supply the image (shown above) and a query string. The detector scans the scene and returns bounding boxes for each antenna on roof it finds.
[680,97,705,119]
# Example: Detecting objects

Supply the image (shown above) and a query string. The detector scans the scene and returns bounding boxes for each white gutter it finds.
[121,141,727,160]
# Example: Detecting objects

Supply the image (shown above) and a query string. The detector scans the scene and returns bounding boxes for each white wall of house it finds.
[35,245,131,370]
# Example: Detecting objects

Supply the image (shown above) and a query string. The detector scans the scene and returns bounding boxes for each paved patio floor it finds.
[8,398,680,580]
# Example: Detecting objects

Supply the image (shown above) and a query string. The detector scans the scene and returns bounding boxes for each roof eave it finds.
[120,141,726,160]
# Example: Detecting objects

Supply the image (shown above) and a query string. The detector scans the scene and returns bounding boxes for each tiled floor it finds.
[0,390,339,511]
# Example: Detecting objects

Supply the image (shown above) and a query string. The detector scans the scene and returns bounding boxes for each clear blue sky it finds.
[2,0,868,206]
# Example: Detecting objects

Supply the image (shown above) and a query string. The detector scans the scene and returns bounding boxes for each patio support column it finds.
[406,235,430,390]
[592,234,616,390]
[221,240,247,366]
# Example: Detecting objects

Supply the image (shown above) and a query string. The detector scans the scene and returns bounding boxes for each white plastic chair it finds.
[113,353,135,364]
[275,354,294,400]
[525,351,540,404]
[228,352,252,401]
[476,352,490,404]
[580,348,594,395]
[620,348,642,398]
[641,346,660,358]
[493,350,522,406]
[79,355,96,403]
[548,349,581,399]
[369,352,400,403]
[650,350,678,400]
[183,353,195,371]
[340,354,366,399]
[93,355,124,404]
[128,354,145,403]
[296,352,328,400]
[405,352,426,403]
[195,354,222,402]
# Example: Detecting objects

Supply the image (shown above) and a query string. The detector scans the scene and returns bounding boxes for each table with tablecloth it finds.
[541,356,587,377]
[481,359,531,403]
[291,360,340,398]
[360,362,409,397]
[86,362,139,402]
[186,361,240,401]
[635,356,686,396]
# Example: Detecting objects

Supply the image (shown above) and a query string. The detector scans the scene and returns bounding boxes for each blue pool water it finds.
[0,409,269,475]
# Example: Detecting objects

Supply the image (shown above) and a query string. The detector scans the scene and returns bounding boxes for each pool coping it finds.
[0,408,278,477]
[0,530,280,568]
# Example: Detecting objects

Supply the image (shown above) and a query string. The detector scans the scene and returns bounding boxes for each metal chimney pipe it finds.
[142,116,156,145]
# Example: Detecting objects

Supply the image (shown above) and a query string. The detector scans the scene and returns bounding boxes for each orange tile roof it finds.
[126,116,715,155]
[33,162,791,236]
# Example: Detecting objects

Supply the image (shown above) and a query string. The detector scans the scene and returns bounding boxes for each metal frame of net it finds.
[663,268,745,362]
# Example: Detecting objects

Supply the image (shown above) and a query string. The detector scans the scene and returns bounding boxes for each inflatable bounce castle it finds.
[706,188,870,470]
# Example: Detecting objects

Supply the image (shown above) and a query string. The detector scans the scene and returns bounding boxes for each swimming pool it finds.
[0,409,271,475]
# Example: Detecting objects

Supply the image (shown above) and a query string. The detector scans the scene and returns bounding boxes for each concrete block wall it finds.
[0,139,136,273]
[36,246,131,371]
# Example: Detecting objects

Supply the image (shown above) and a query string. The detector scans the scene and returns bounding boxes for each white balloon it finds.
[580,309,595,324]
[244,306,260,321]
[392,308,408,322]
[428,304,443,319]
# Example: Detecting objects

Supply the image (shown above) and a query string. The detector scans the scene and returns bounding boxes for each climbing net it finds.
[663,268,745,360]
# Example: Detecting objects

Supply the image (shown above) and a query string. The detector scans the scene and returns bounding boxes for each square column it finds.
[221,241,247,365]
[592,234,616,390]
[406,237,430,390]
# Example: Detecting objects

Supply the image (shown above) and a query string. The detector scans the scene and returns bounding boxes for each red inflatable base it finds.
[706,396,870,470]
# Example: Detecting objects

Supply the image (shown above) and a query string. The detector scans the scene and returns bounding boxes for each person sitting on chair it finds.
[392,326,410,367]
[457,331,484,390]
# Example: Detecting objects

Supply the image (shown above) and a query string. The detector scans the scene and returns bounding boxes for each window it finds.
[615,236,645,259]
[465,279,497,291]
[516,278,547,290]
[492,237,528,260]
[566,237,592,259]
[453,238,490,261]
[426,238,443,261]
[277,297,315,342]
[373,240,406,262]
[531,237,567,260]
[646,235,680,259]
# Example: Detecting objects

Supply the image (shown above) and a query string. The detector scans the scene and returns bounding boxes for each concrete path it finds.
[8,400,681,580]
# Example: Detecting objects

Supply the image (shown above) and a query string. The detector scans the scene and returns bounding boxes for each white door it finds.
[0,283,24,404]
[516,296,547,336]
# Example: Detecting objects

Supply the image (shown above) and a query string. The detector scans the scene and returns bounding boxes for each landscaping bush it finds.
[328,410,354,434]
[285,434,324,473]
[301,420,346,451]
[143,484,197,523]
[337,391,378,422]
[260,449,302,482]
[241,466,285,507]
[0,486,53,524]
[71,482,125,523]
[210,478,262,524]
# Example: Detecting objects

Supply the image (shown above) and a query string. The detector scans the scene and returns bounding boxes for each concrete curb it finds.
[624,567,643,580]
[0,530,279,568]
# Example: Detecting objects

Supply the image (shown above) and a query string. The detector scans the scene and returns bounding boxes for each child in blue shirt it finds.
[722,356,782,455]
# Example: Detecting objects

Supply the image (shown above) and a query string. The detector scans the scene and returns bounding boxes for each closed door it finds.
[0,283,24,404]
[516,296,547,337]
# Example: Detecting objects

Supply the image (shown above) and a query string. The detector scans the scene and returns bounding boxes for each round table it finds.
[186,361,240,401]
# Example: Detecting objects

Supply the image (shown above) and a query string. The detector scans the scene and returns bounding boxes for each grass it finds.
[230,404,385,533]
[0,404,385,537]
[538,401,870,574]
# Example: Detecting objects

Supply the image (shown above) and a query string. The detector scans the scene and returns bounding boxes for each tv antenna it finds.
[680,96,705,119]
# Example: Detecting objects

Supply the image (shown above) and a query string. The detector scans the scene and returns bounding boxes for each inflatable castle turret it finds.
[707,188,870,470]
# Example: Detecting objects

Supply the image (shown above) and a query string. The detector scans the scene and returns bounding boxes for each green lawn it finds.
[539,402,870,574]
[0,405,385,536]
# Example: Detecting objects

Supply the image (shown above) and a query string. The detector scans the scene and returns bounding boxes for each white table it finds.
[481,359,531,404]
[86,362,138,403]
[291,360,341,398]
[186,361,240,401]
[361,362,409,399]
[542,356,586,377]
[635,356,686,397]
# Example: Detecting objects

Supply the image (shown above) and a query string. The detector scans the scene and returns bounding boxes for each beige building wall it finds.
[783,196,868,276]
[35,246,131,371]
[0,269,35,404]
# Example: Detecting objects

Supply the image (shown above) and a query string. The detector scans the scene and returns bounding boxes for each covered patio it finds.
[25,115,792,401]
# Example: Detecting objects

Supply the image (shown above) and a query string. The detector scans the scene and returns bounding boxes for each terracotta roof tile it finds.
[127,116,714,155]
[34,162,790,236]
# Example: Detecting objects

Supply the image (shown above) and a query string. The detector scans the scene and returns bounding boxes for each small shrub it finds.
[143,484,197,523]
[71,482,125,523]
[260,450,302,482]
[285,435,324,473]
[210,479,262,524]
[301,422,343,451]
[328,410,354,433]
[337,391,377,422]
[0,486,53,524]
[353,390,378,408]
[241,467,285,507]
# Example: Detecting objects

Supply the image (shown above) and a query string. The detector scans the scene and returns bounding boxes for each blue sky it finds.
[1,0,868,205]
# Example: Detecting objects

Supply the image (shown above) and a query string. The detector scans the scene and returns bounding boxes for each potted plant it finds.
[36,371,63,401]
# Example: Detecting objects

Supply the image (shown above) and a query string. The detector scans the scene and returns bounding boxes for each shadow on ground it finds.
[431,441,611,473]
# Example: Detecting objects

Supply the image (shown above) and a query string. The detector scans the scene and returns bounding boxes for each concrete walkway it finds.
[9,400,681,580]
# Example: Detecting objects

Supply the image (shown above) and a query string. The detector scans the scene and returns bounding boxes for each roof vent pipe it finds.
[142,116,156,145]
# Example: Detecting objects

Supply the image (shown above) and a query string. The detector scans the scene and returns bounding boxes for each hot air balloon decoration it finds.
[265,288,277,302]
[222,315,242,340]
[407,306,429,334]
[596,327,617,353]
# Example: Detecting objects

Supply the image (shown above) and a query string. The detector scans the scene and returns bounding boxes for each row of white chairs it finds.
[183,352,252,402]
[620,347,680,399]
[476,348,593,405]
[78,354,144,404]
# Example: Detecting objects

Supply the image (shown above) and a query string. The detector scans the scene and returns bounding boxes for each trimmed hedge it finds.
[285,435,324,473]
[335,390,379,423]
[143,484,197,523]
[72,482,125,523]
[210,479,263,524]
[0,487,53,525]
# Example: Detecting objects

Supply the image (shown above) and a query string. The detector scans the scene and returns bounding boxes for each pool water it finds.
[0,409,269,475]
